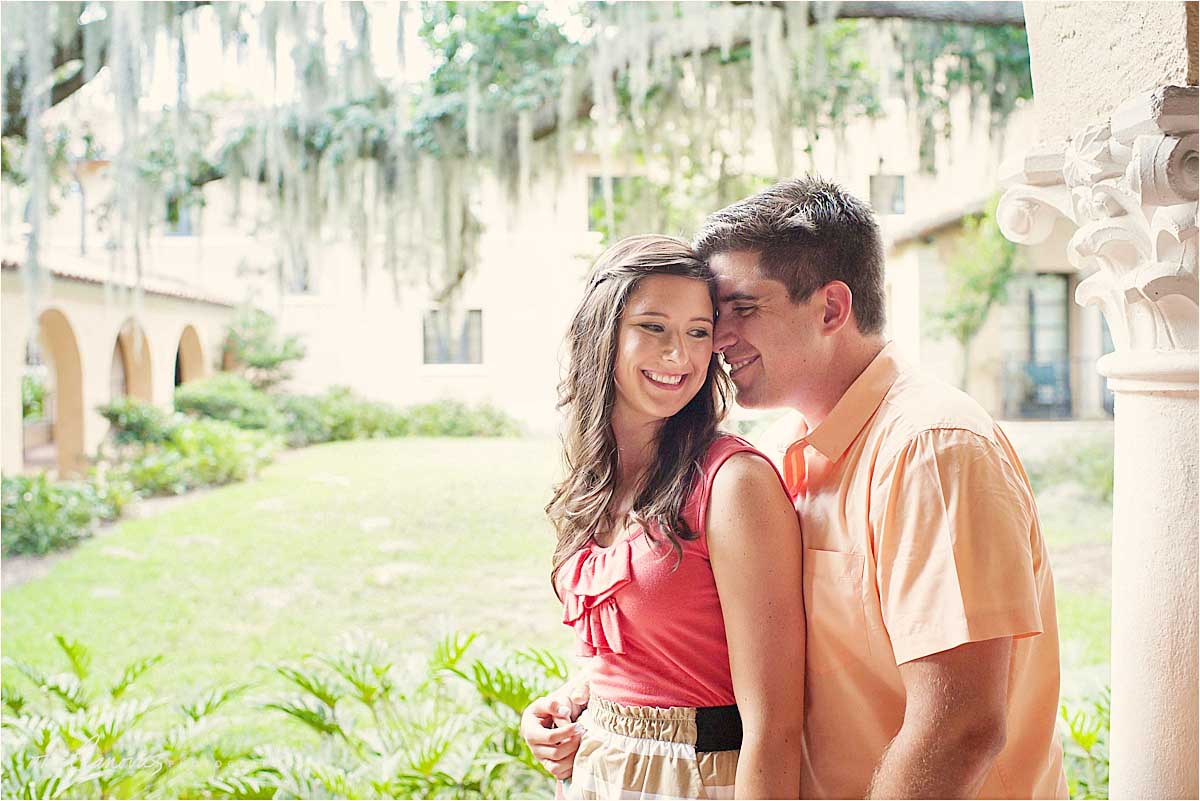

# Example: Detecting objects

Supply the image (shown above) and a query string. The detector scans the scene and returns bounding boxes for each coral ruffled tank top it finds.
[556,435,787,708]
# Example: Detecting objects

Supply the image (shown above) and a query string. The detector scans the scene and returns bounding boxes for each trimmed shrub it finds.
[1,474,106,555]
[85,468,138,520]
[174,374,521,443]
[273,393,335,447]
[1027,435,1114,503]
[97,396,183,445]
[174,373,283,431]
[168,418,279,486]
[320,386,408,441]
[106,447,192,497]
[406,399,521,437]
[108,419,279,497]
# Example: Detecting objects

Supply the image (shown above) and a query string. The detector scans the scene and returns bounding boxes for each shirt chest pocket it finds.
[803,549,870,676]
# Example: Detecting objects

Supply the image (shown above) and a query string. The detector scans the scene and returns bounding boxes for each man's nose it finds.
[713,317,736,354]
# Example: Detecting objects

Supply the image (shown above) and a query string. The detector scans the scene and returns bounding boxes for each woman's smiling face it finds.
[612,274,715,428]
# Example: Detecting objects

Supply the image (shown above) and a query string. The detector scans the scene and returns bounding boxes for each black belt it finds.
[695,703,742,752]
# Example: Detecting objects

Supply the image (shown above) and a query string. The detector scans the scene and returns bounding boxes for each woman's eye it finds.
[640,323,665,333]
[689,328,712,338]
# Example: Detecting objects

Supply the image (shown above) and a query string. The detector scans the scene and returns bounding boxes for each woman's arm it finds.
[707,453,805,800]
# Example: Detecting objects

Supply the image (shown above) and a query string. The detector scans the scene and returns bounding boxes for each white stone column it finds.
[998,85,1198,799]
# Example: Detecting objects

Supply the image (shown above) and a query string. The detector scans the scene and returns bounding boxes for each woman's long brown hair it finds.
[547,235,732,592]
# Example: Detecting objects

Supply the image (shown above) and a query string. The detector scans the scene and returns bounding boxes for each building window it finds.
[1002,273,1072,419]
[165,196,194,236]
[423,309,483,365]
[1100,316,1115,417]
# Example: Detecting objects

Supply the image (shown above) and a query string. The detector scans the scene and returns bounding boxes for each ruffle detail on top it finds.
[560,537,635,656]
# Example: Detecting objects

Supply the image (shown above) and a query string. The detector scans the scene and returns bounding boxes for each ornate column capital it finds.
[998,85,1198,392]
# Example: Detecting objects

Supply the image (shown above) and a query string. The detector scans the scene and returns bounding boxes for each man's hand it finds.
[520,680,589,780]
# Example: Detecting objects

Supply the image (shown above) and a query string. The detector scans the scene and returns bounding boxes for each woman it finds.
[543,235,805,799]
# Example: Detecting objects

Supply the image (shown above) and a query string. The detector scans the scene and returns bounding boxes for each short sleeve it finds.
[870,429,1044,665]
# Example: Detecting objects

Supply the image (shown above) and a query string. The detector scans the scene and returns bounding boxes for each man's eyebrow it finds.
[718,291,759,303]
[629,310,715,324]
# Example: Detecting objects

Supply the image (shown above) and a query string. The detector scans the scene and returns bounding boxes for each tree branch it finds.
[780,2,1024,27]
[532,1,1024,141]
[3,1,210,140]
[4,0,1025,189]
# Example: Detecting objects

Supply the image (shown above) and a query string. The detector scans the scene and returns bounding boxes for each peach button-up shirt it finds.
[769,343,1068,799]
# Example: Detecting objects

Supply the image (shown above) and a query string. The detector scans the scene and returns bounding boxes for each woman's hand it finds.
[520,678,590,780]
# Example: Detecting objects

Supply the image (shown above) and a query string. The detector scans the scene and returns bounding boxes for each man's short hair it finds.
[693,176,886,335]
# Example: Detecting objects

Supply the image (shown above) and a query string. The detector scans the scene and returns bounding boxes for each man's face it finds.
[710,250,828,411]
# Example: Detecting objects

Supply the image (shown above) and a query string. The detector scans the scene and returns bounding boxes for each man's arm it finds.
[868,636,1011,799]
[520,677,589,780]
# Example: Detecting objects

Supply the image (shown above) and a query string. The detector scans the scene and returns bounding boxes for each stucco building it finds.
[2,4,1146,483]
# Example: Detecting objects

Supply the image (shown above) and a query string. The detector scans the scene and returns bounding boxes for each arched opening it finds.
[110,318,153,402]
[173,324,205,387]
[22,340,55,470]
[25,309,86,477]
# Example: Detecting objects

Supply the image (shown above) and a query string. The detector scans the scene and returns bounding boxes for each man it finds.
[523,177,1068,799]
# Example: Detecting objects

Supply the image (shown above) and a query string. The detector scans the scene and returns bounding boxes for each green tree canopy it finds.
[2,2,1033,304]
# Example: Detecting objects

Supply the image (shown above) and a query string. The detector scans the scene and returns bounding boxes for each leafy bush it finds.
[1,474,108,556]
[406,400,521,437]
[1027,435,1114,503]
[107,419,279,498]
[214,631,559,799]
[174,373,284,432]
[21,373,45,420]
[1,636,244,800]
[98,397,184,446]
[178,374,521,443]
[1061,688,1110,800]
[223,307,307,391]
[319,386,409,441]
[2,632,561,799]
[268,388,519,444]
[271,393,335,448]
[168,419,279,487]
[270,390,410,447]
[106,446,191,497]
[85,468,139,521]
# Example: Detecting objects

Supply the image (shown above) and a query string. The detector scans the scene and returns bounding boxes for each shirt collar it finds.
[795,342,902,464]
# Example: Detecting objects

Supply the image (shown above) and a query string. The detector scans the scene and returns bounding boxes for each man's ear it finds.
[820,281,854,334]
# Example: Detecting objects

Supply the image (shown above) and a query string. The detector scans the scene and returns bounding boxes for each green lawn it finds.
[2,438,576,736]
[3,435,1110,723]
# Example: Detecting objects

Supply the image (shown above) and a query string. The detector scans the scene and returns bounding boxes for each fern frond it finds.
[181,683,248,722]
[42,672,90,713]
[469,661,539,717]
[262,696,344,738]
[274,665,343,708]
[430,632,478,677]
[2,682,26,715]
[53,635,92,681]
[110,655,163,699]
[513,647,568,682]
